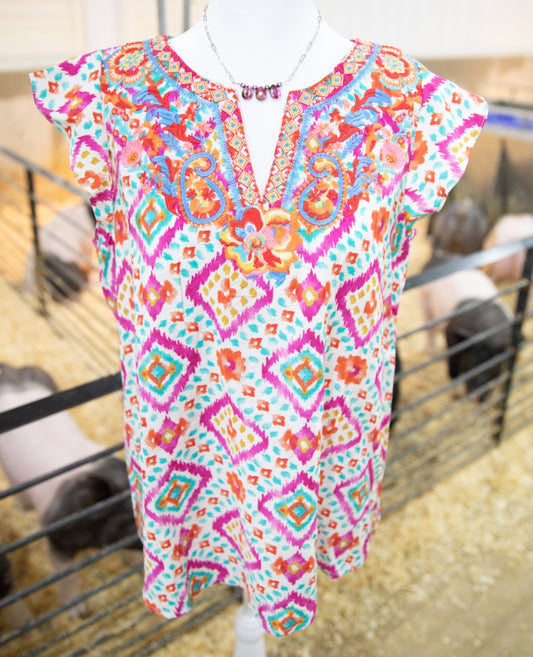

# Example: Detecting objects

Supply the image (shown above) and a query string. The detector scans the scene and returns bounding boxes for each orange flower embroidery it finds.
[108,43,150,84]
[220,206,302,277]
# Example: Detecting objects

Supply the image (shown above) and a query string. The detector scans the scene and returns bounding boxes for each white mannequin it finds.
[169,5,352,654]
[169,0,352,196]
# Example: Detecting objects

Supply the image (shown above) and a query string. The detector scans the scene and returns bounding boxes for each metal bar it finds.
[157,0,166,34]
[492,244,533,443]
[397,279,526,341]
[0,372,122,433]
[390,350,511,428]
[395,314,515,384]
[388,384,503,469]
[0,147,86,196]
[0,560,143,647]
[0,442,122,502]
[383,440,492,517]
[130,588,242,657]
[26,168,47,316]
[0,489,132,558]
[404,235,533,290]
[21,590,142,657]
[183,0,191,31]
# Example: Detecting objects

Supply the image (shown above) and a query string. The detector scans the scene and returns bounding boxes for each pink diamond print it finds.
[258,590,317,636]
[438,113,487,179]
[299,210,358,266]
[176,559,230,613]
[258,472,318,548]
[336,258,383,348]
[145,460,211,526]
[263,329,325,419]
[138,329,200,412]
[288,272,331,321]
[273,552,315,584]
[201,395,268,465]
[333,459,374,526]
[186,253,273,338]
[143,546,165,590]
[322,396,363,459]
[114,260,135,332]
[213,509,261,569]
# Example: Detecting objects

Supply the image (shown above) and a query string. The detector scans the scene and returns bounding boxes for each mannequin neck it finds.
[202,0,322,86]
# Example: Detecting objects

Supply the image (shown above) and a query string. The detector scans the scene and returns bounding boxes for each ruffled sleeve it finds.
[30,51,118,306]
[403,61,488,224]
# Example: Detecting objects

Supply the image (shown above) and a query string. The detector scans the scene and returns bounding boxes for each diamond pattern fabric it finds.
[30,35,487,635]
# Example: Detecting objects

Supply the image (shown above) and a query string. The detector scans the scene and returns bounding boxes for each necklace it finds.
[203,5,322,101]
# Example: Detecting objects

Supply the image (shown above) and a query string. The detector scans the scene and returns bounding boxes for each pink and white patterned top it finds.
[30,36,487,636]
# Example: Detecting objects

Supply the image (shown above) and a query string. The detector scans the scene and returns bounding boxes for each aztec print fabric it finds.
[30,36,487,636]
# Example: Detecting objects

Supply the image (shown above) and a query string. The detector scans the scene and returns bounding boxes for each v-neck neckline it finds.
[150,35,372,208]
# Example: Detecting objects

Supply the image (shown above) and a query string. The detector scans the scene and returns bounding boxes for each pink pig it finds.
[483,213,533,284]
[0,364,140,617]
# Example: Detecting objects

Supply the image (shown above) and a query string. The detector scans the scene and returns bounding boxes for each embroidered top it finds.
[30,36,487,636]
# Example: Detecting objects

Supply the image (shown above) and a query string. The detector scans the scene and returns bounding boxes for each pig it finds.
[0,363,140,616]
[483,213,533,284]
[428,198,489,255]
[24,202,96,301]
[420,251,513,401]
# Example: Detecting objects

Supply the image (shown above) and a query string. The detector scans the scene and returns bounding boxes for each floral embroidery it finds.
[372,46,417,93]
[108,43,150,85]
[220,206,302,278]
[119,140,144,167]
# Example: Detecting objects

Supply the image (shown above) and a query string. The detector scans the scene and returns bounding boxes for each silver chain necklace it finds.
[203,5,322,101]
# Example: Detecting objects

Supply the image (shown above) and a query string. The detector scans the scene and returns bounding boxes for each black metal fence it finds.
[1,146,533,655]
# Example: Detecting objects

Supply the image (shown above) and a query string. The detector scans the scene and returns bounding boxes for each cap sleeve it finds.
[30,51,118,308]
[29,51,114,202]
[403,62,488,223]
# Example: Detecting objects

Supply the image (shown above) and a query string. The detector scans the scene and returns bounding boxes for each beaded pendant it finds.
[241,83,282,101]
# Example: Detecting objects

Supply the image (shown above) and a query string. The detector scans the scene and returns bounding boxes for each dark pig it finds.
[420,253,513,400]
[24,202,96,301]
[428,198,489,254]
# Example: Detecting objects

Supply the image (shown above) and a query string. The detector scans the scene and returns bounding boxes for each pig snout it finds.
[445,300,513,401]
[43,457,141,559]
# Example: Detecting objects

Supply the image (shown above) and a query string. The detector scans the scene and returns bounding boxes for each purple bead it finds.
[242,85,253,100]
[255,86,267,101]
[269,84,282,99]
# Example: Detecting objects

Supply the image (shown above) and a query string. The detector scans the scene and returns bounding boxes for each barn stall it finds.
[1,114,533,657]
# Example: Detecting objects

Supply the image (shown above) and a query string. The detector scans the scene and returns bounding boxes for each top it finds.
[30,35,487,636]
